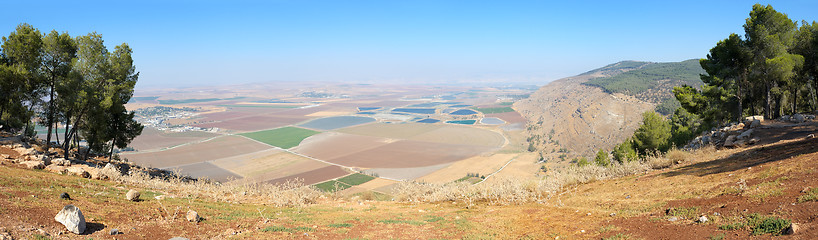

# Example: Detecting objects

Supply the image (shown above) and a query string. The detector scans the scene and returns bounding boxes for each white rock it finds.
[21,161,45,169]
[66,166,90,178]
[737,129,754,140]
[698,216,708,223]
[186,210,200,222]
[54,205,86,234]
[126,189,140,201]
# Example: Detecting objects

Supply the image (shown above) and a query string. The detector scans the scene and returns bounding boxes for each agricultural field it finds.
[121,82,532,188]
[121,135,272,168]
[298,116,376,130]
[480,117,505,125]
[473,106,514,114]
[313,173,376,192]
[127,127,219,151]
[239,127,320,149]
[292,132,392,160]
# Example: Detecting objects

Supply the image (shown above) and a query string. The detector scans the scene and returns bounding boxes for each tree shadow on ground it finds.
[662,137,818,177]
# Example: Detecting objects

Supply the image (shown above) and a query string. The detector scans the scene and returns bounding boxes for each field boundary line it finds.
[232,134,404,182]
[475,155,517,185]
[121,133,227,154]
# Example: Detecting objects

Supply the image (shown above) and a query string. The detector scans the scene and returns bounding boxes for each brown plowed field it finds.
[326,140,496,168]
[170,162,242,182]
[292,132,392,160]
[409,125,505,147]
[127,128,218,151]
[264,165,349,185]
[194,115,307,132]
[337,123,443,139]
[122,135,272,168]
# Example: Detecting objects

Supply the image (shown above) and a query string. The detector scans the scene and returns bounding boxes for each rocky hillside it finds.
[0,119,816,239]
[516,60,704,160]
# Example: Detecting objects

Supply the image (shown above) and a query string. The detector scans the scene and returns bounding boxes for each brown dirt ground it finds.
[292,132,392,161]
[265,165,350,185]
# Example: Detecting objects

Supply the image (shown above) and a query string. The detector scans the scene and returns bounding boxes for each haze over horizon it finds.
[3,0,817,89]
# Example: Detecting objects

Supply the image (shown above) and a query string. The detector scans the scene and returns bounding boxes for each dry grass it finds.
[393,149,691,205]
[102,167,320,207]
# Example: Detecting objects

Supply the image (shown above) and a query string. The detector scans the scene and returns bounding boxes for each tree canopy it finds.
[0,23,142,159]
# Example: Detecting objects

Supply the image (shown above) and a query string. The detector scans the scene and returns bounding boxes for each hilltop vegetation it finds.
[583,59,705,105]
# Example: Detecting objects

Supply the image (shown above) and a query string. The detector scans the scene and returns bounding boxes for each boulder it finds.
[45,165,67,174]
[792,114,805,123]
[186,210,200,222]
[54,204,86,234]
[13,147,34,156]
[66,166,90,178]
[750,119,762,128]
[698,215,708,223]
[737,129,754,140]
[723,135,738,148]
[59,192,70,200]
[21,161,45,169]
[84,167,104,180]
[745,115,764,122]
[126,189,140,201]
[51,158,71,166]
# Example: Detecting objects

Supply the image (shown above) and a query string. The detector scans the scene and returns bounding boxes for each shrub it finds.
[797,188,818,202]
[595,149,611,167]
[633,111,671,154]
[613,139,638,163]
[749,215,790,236]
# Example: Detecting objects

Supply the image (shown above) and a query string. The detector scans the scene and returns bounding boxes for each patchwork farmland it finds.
[124,83,533,193]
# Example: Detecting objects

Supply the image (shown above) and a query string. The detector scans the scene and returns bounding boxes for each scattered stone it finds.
[785,223,799,235]
[54,205,86,234]
[45,165,67,174]
[169,238,190,240]
[737,129,754,140]
[748,138,759,145]
[609,213,616,217]
[224,228,237,235]
[668,216,679,222]
[792,114,805,123]
[51,158,71,166]
[59,192,70,200]
[698,215,708,223]
[0,232,12,240]
[125,189,140,201]
[713,212,721,216]
[110,228,120,235]
[20,161,45,169]
[186,210,200,222]
[65,166,89,178]
[807,134,815,139]
[802,187,811,193]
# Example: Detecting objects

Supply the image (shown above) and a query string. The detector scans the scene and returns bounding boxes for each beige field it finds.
[292,132,393,160]
[264,165,350,185]
[122,135,272,168]
[482,152,539,183]
[336,122,443,139]
[417,153,519,183]
[409,125,505,147]
[326,140,496,168]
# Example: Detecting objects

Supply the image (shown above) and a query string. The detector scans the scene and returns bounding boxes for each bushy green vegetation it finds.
[632,112,672,154]
[594,149,611,167]
[797,187,818,202]
[584,59,705,96]
[655,97,681,115]
[679,4,818,123]
[473,106,514,114]
[239,127,319,149]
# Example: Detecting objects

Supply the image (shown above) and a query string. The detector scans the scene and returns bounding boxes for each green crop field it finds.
[239,127,320,149]
[336,173,375,186]
[313,180,352,192]
[473,107,514,114]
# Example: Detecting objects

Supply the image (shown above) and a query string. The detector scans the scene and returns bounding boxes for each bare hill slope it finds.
[515,63,655,159]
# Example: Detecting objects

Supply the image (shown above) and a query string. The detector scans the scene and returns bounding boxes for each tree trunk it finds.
[46,80,55,146]
[54,122,60,146]
[109,141,115,160]
[765,83,773,120]
[737,76,743,122]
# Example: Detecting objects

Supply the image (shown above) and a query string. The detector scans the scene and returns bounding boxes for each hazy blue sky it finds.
[2,0,817,88]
